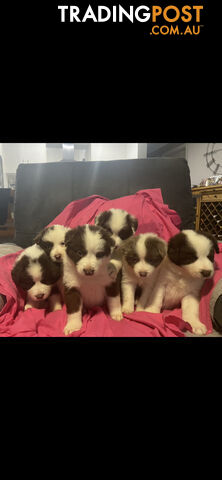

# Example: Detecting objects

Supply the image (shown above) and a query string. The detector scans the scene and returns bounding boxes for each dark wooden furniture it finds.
[192,185,222,240]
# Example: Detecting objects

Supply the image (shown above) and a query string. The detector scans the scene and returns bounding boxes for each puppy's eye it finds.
[127,254,139,264]
[96,251,105,259]
[42,241,53,251]
[76,250,84,258]
[119,228,132,240]
[207,254,214,262]
[60,242,65,246]
[21,278,35,290]
[149,255,163,267]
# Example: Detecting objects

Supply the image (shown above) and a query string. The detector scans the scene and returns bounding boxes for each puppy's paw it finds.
[122,304,134,314]
[49,294,63,312]
[190,320,207,336]
[64,318,82,335]
[24,303,33,311]
[52,303,63,312]
[144,306,160,314]
[136,304,145,312]
[107,262,118,281]
[111,311,123,322]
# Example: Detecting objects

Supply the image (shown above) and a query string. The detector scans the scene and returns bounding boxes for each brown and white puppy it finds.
[63,224,122,335]
[11,244,62,311]
[145,230,219,335]
[34,224,70,263]
[116,233,167,314]
[95,208,138,279]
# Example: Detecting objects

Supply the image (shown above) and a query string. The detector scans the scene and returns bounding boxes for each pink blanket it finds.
[0,189,220,337]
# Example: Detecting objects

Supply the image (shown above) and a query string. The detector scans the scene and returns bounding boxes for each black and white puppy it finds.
[63,224,122,335]
[95,208,138,279]
[34,224,70,263]
[145,230,219,335]
[116,233,167,314]
[95,209,138,248]
[11,244,62,311]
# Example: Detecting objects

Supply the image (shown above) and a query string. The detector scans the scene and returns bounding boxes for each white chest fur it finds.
[80,281,106,307]
[63,256,113,308]
[162,269,204,308]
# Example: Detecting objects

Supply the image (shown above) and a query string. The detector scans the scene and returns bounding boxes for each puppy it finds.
[145,230,219,335]
[95,208,138,279]
[95,208,138,248]
[34,224,70,263]
[63,224,122,335]
[116,233,167,314]
[11,244,62,311]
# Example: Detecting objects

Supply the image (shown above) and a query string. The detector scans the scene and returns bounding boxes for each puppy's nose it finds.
[201,269,211,278]
[55,254,61,260]
[35,293,44,299]
[139,271,147,277]
[83,268,95,276]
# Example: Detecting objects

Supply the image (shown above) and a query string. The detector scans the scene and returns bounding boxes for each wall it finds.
[0,143,48,187]
[138,143,148,158]
[0,143,147,187]
[90,143,139,161]
[46,147,62,163]
[145,142,213,187]
[2,141,217,190]
[186,143,222,187]
[0,143,64,187]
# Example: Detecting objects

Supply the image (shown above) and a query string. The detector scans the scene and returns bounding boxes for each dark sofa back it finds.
[0,188,11,225]
[14,157,195,247]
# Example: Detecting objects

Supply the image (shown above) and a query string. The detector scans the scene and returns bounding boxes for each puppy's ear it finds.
[155,238,167,259]
[168,232,188,265]
[64,227,87,264]
[99,227,115,250]
[34,230,43,244]
[40,254,62,283]
[119,236,137,257]
[198,231,219,254]
[127,214,138,233]
[64,228,79,247]
[94,213,101,226]
[145,236,167,266]
[94,211,111,227]
[11,256,29,287]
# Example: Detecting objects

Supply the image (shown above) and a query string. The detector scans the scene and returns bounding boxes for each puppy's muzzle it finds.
[35,293,45,299]
[139,271,148,277]
[83,268,95,276]
[55,254,62,260]
[201,269,211,278]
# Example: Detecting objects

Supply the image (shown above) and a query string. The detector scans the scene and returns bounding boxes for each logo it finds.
[57,4,204,36]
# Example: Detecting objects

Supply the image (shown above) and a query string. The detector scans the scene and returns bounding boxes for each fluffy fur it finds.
[11,244,62,311]
[63,224,122,335]
[95,208,138,247]
[95,208,138,278]
[145,230,219,335]
[34,224,70,263]
[114,233,167,314]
